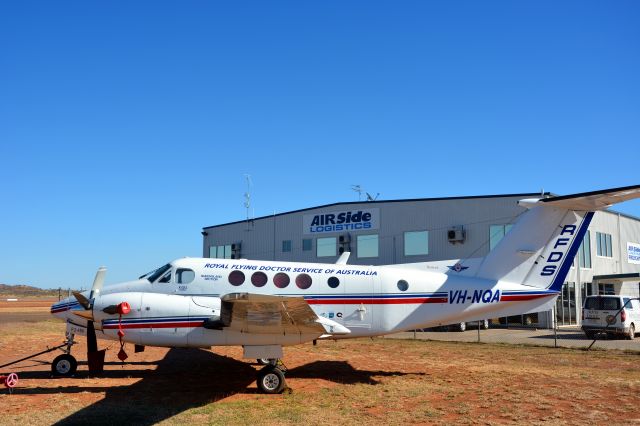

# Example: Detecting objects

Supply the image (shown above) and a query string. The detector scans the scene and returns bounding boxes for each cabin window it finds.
[228,270,245,286]
[273,272,290,289]
[176,268,195,284]
[251,272,268,287]
[296,273,312,289]
[327,276,340,288]
[397,280,409,291]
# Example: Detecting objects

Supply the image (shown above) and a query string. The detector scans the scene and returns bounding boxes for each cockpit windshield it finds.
[140,264,172,283]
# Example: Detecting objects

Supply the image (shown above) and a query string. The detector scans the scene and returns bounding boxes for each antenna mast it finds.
[244,174,253,226]
[351,185,363,201]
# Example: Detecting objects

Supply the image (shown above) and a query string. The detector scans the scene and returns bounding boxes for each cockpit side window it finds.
[146,264,172,283]
[176,268,195,284]
[158,270,172,283]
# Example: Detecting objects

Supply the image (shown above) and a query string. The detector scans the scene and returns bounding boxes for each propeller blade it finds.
[89,266,107,299]
[72,310,94,321]
[87,321,98,353]
[72,291,91,310]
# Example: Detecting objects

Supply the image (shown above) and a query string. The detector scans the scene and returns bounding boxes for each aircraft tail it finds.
[474,185,640,291]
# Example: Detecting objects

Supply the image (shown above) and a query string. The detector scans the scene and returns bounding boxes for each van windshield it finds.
[584,297,620,310]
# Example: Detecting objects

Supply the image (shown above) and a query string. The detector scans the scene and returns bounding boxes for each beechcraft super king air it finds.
[50,185,640,393]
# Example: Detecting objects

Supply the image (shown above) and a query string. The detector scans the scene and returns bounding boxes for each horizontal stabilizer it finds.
[541,184,640,211]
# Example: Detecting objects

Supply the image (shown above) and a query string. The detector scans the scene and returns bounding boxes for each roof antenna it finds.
[351,185,363,201]
[244,174,253,230]
[366,192,380,201]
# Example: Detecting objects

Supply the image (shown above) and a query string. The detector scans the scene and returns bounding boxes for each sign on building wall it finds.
[303,208,380,234]
[627,242,640,264]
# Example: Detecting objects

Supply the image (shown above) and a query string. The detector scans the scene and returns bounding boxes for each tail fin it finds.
[475,185,640,291]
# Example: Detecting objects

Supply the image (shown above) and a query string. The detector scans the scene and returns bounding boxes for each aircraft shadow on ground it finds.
[15,349,417,425]
[47,348,257,425]
[286,360,423,385]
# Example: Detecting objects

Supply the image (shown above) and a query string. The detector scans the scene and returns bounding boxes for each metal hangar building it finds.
[202,192,640,328]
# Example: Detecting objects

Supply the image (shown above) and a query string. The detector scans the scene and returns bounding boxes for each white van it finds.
[582,295,640,340]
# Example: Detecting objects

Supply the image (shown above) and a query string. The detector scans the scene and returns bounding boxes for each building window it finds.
[598,283,615,295]
[282,240,292,252]
[317,237,336,257]
[302,239,312,251]
[209,245,232,259]
[489,225,513,251]
[596,232,613,257]
[578,230,591,268]
[357,234,379,258]
[404,231,428,256]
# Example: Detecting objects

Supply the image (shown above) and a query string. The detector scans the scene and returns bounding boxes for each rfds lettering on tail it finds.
[47,184,640,393]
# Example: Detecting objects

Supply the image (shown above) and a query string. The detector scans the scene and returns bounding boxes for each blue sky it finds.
[1,1,639,289]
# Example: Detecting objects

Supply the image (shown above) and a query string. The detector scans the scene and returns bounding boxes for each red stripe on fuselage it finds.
[500,294,552,302]
[307,297,448,305]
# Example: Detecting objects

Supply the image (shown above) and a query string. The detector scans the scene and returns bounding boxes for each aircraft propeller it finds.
[72,267,106,359]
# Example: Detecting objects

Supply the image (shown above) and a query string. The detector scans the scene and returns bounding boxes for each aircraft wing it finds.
[212,293,350,336]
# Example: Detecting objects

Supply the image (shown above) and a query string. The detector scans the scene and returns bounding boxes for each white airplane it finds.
[50,185,640,393]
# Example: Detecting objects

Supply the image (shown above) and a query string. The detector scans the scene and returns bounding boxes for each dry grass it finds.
[1,318,640,425]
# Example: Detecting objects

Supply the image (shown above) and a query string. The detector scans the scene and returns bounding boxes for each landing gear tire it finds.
[52,354,77,377]
[257,358,278,366]
[257,366,286,394]
[627,324,635,340]
[481,319,489,330]
[457,322,466,332]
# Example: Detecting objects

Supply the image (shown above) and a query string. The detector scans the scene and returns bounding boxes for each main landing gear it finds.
[256,359,288,394]
[51,331,77,377]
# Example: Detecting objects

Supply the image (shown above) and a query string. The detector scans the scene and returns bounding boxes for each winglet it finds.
[336,251,350,265]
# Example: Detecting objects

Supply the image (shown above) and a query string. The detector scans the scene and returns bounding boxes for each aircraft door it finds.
[342,268,379,332]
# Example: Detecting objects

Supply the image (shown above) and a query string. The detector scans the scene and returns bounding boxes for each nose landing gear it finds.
[51,330,77,377]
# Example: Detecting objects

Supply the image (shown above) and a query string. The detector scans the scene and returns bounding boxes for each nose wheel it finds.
[51,329,78,377]
[51,353,78,377]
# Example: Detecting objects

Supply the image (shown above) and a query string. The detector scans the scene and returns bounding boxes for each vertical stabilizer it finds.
[474,184,640,290]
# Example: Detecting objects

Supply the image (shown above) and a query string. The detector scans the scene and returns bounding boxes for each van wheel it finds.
[628,324,635,340]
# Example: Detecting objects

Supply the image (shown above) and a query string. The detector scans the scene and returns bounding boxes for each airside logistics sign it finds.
[303,208,379,235]
[628,242,640,265]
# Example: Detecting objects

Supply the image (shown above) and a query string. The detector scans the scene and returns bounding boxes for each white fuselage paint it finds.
[51,257,558,349]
